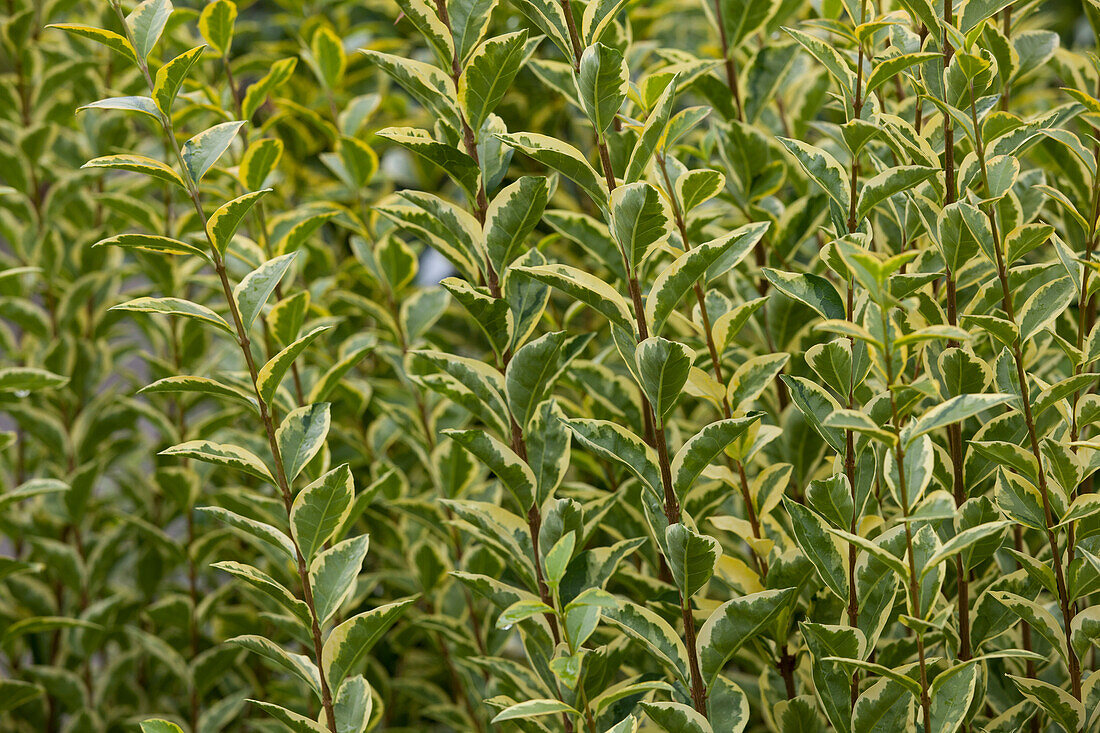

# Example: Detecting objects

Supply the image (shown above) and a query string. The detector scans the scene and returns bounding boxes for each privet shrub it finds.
[3,0,1100,730]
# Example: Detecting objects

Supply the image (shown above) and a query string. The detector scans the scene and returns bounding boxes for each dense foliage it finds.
[4,0,1100,731]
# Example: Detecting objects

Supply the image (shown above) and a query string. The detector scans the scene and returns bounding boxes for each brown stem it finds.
[841,4,868,703]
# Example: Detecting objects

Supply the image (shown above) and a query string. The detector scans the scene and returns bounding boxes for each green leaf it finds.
[291,464,353,561]
[78,95,162,122]
[783,497,849,600]
[323,599,417,687]
[782,375,846,453]
[1071,606,1100,659]
[258,326,333,405]
[83,154,186,189]
[311,535,370,625]
[762,269,846,320]
[241,57,298,120]
[920,521,1010,580]
[506,331,577,430]
[127,0,173,59]
[907,394,1012,444]
[234,252,297,331]
[635,337,693,422]
[249,700,328,733]
[989,591,1067,663]
[938,201,990,274]
[564,418,662,498]
[719,0,775,49]
[610,182,672,271]
[139,375,256,409]
[459,30,530,131]
[728,353,789,407]
[394,0,454,68]
[930,661,979,733]
[154,45,205,115]
[492,699,580,723]
[93,233,210,260]
[443,428,537,510]
[496,131,609,207]
[241,138,284,190]
[641,701,711,733]
[856,165,937,221]
[665,523,721,598]
[182,121,246,184]
[866,52,939,97]
[111,296,233,333]
[378,127,481,202]
[497,598,555,627]
[604,601,690,684]
[198,0,236,55]
[333,676,372,733]
[698,587,797,685]
[625,74,678,182]
[0,367,68,392]
[851,678,913,733]
[215,562,311,627]
[450,0,498,63]
[582,0,629,44]
[510,0,572,59]
[140,721,184,733]
[310,26,346,90]
[161,440,273,482]
[207,189,272,257]
[360,50,457,125]
[49,23,137,64]
[577,42,628,136]
[513,263,633,331]
[671,415,761,497]
[277,403,331,482]
[677,169,725,213]
[1018,276,1075,342]
[777,137,850,213]
[545,530,575,586]
[783,27,855,95]
[485,175,549,272]
[648,223,769,335]
[198,505,296,560]
[1007,675,1083,733]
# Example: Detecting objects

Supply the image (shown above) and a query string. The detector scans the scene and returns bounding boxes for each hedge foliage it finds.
[3,0,1100,731]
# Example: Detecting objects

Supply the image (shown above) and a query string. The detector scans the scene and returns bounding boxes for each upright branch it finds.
[939,0,971,663]
[967,83,1082,700]
[842,2,869,707]
[433,0,562,648]
[109,3,339,726]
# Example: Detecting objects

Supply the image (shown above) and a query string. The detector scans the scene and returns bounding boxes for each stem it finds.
[968,87,1082,699]
[939,0,971,662]
[880,305,933,733]
[841,3,868,706]
[708,0,744,120]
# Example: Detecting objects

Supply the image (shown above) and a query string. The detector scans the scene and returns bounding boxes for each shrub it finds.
[2,0,1100,731]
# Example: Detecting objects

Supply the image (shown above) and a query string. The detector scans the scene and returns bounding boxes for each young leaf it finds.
[576,42,628,136]
[291,464,354,561]
[277,403,331,482]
